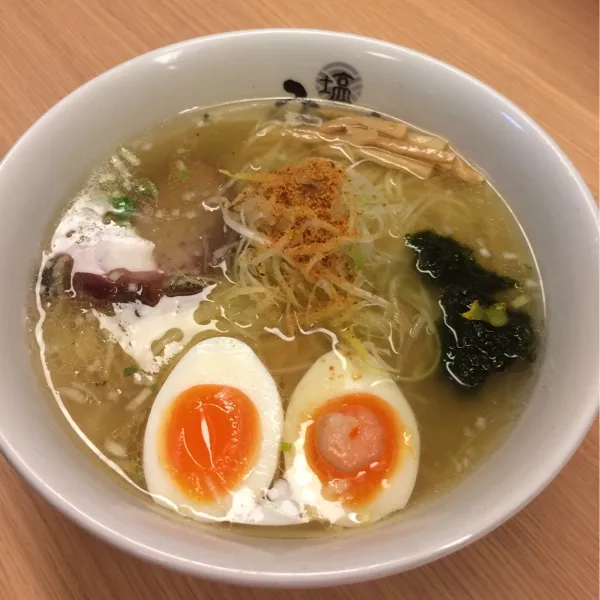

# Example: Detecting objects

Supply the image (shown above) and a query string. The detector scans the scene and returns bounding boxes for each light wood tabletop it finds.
[0,1,598,599]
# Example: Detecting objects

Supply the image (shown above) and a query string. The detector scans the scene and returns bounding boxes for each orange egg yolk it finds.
[161,384,261,503]
[305,393,401,506]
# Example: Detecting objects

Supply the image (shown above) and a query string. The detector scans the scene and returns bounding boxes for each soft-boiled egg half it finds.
[143,336,283,523]
[284,350,420,527]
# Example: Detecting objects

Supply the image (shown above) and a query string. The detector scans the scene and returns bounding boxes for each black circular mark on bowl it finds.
[315,62,363,104]
[283,80,308,98]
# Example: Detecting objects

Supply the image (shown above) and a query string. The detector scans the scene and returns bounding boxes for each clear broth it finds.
[28,99,543,535]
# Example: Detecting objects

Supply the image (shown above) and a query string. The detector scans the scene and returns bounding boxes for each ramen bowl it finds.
[0,30,597,587]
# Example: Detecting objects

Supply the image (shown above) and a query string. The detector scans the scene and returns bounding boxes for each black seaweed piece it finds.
[405,230,515,294]
[39,256,207,307]
[404,230,536,390]
[439,285,536,389]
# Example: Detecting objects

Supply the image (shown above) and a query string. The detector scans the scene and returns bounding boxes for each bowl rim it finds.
[1,28,598,588]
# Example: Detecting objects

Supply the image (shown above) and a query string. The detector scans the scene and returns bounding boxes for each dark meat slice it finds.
[40,223,234,306]
[41,159,239,306]
[72,269,164,306]
[161,224,238,297]
[152,218,235,278]
[134,157,237,285]
[40,224,236,306]
[41,255,164,306]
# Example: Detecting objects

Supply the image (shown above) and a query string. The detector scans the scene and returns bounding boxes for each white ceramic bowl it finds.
[0,30,597,587]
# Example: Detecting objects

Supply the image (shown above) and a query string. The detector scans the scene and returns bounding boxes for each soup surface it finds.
[29,99,542,533]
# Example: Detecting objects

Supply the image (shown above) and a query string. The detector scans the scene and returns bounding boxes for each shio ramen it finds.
[29,99,542,532]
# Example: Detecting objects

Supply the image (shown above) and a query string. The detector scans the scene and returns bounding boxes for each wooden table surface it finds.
[0,1,598,598]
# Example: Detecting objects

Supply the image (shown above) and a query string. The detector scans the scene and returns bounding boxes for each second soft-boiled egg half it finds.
[143,336,283,522]
[283,350,420,527]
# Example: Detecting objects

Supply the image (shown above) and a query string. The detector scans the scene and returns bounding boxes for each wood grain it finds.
[0,1,598,598]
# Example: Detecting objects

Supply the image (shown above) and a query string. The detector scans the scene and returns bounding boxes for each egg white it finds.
[143,336,283,523]
[283,350,420,527]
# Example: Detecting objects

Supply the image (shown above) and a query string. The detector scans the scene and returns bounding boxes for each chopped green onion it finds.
[280,441,292,452]
[112,195,136,214]
[108,196,136,225]
[136,179,158,199]
[486,303,509,327]
[177,170,189,181]
[348,245,365,270]
[510,295,531,309]
[112,196,134,209]
[123,366,138,377]
[462,300,508,327]
[462,299,486,321]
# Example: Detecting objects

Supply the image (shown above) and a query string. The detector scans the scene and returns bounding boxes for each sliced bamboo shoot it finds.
[275,128,324,144]
[357,147,434,179]
[376,138,456,164]
[406,131,448,151]
[320,129,380,147]
[451,157,485,183]
[315,144,357,162]
[320,116,408,140]
[315,106,372,120]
